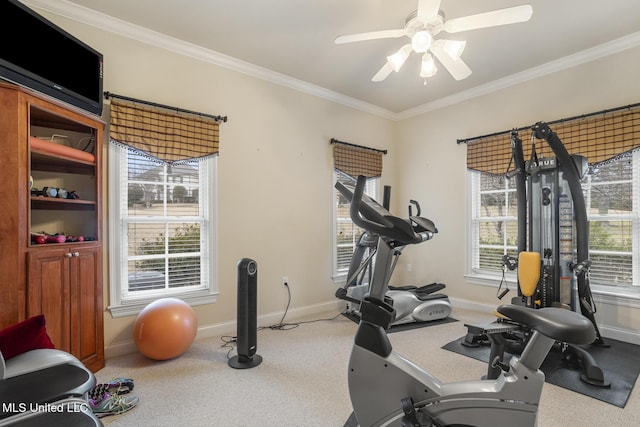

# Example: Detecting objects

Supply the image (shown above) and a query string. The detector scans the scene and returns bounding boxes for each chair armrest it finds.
[3,349,84,379]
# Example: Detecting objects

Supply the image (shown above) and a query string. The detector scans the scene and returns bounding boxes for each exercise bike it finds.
[335,184,452,326]
[341,175,597,427]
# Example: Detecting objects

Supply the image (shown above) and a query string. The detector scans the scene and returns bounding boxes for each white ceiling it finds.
[28,0,640,116]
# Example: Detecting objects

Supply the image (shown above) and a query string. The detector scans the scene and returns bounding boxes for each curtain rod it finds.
[330,138,388,154]
[456,102,640,145]
[103,91,228,123]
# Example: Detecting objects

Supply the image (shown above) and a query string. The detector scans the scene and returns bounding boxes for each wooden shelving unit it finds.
[0,81,105,372]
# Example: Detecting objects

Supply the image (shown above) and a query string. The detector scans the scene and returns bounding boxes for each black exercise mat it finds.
[442,335,640,408]
[342,311,457,333]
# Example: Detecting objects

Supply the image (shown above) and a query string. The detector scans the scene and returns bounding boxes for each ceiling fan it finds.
[335,0,533,83]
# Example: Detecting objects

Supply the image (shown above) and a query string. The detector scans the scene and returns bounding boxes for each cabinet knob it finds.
[65,253,72,258]
[73,252,80,257]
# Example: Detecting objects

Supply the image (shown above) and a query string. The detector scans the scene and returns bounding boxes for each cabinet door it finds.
[69,246,104,371]
[27,246,104,371]
[27,248,72,352]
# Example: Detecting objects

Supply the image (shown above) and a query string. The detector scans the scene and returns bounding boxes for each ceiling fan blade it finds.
[444,4,533,33]
[372,62,394,82]
[335,29,406,44]
[417,0,442,20]
[431,41,472,80]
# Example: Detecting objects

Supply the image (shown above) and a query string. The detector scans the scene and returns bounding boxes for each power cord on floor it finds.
[260,282,345,330]
[220,335,237,359]
[219,281,345,359]
[259,282,296,330]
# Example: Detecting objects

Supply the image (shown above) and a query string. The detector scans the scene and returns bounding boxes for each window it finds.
[333,170,379,281]
[468,171,518,276]
[583,152,640,290]
[109,145,218,317]
[468,151,640,295]
[330,139,385,282]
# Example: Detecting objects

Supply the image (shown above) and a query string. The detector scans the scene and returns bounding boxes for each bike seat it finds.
[496,304,596,345]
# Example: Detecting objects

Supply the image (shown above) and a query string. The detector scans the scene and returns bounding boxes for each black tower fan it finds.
[228,258,262,369]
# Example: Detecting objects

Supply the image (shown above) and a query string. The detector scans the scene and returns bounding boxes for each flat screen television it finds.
[0,0,103,115]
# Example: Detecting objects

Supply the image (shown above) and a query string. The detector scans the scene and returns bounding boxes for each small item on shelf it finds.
[45,234,66,244]
[30,233,46,244]
[31,232,67,244]
[31,187,81,200]
[29,175,33,189]
[66,235,85,243]
[42,186,57,197]
[42,134,71,146]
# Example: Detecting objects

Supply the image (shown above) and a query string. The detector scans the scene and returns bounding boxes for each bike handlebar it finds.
[349,175,394,234]
[343,175,434,246]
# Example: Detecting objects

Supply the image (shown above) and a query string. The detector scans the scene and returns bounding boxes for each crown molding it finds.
[23,0,397,120]
[23,1,640,122]
[397,31,640,120]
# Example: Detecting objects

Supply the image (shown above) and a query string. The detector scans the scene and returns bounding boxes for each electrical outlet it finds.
[282,276,289,287]
[407,264,412,272]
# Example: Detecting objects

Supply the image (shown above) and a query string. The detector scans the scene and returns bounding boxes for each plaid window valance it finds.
[466,105,640,175]
[332,139,385,179]
[108,98,221,164]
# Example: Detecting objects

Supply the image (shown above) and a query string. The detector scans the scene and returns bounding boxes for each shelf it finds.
[31,196,96,210]
[30,150,95,174]
[28,240,99,249]
[30,136,95,174]
[30,106,96,134]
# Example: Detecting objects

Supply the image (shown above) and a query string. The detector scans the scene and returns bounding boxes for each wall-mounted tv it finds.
[0,0,103,115]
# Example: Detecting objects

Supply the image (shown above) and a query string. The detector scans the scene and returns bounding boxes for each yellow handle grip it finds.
[518,251,541,298]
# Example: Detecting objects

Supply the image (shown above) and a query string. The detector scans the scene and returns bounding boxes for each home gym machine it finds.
[342,175,596,427]
[335,182,452,326]
[463,121,610,387]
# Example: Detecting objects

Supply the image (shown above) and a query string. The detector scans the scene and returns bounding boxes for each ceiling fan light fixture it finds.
[337,2,533,84]
[387,44,412,72]
[411,30,432,53]
[442,40,466,60]
[419,53,437,78]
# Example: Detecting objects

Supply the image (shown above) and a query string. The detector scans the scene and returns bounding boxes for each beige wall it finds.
[393,45,640,344]
[39,14,397,354]
[39,10,640,352]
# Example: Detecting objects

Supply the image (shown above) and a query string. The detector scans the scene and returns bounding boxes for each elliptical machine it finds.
[341,175,596,427]
[335,183,452,326]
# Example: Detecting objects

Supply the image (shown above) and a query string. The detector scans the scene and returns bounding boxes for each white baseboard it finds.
[596,325,640,346]
[105,297,640,360]
[449,297,640,345]
[104,300,343,360]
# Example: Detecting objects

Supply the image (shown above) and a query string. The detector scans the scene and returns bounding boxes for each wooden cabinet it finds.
[27,246,103,372]
[0,82,104,372]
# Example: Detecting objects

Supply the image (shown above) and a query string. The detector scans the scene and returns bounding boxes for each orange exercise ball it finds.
[133,297,198,360]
